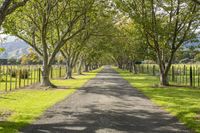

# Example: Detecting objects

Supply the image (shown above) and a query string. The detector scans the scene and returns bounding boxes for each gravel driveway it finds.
[21,66,190,133]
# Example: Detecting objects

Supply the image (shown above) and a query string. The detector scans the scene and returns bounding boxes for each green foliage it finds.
[7,58,19,65]
[194,53,200,62]
[3,0,96,86]
[115,0,200,85]
[0,48,5,53]
[20,49,41,65]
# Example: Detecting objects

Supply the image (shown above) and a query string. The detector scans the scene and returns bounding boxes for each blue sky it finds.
[0,34,17,43]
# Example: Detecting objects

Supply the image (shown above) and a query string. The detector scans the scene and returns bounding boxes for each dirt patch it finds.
[0,109,13,121]
[195,111,200,120]
[195,115,200,120]
[25,83,68,90]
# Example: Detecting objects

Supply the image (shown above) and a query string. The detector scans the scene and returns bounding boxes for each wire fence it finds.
[0,65,66,93]
[135,64,200,88]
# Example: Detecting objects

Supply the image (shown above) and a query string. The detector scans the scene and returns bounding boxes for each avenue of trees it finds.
[115,0,200,85]
[0,0,200,86]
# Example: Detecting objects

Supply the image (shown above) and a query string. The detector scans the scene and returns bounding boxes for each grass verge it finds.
[0,68,102,133]
[115,68,200,133]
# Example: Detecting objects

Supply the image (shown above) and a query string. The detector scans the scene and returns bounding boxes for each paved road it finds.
[21,66,190,133]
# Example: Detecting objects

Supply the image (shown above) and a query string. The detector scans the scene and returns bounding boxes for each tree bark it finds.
[41,65,56,87]
[89,65,92,71]
[129,62,133,72]
[0,0,29,27]
[133,63,138,74]
[77,60,83,75]
[160,72,169,86]
[84,64,89,72]
[65,64,73,79]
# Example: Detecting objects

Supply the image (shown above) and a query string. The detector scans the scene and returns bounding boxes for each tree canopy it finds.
[1,0,200,86]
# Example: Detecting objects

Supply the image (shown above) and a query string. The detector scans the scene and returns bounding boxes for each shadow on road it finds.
[20,67,189,133]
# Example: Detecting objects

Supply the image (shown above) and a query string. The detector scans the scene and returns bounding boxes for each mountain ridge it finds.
[0,40,30,59]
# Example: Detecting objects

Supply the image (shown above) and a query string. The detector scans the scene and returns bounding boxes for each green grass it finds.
[0,68,102,133]
[115,68,200,133]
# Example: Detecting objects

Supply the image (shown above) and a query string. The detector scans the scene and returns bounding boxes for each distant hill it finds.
[0,41,30,59]
[0,36,199,59]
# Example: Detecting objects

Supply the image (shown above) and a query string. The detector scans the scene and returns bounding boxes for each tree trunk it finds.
[77,60,83,75]
[89,65,92,71]
[41,65,56,87]
[65,64,73,79]
[118,64,122,69]
[129,62,133,72]
[133,63,138,74]
[157,50,175,86]
[84,64,89,72]
[160,72,169,86]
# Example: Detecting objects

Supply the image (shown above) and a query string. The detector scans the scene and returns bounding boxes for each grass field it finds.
[0,68,102,133]
[115,68,200,133]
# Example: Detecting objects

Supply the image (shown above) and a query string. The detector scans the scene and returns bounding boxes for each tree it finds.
[0,0,29,27]
[0,47,4,52]
[20,48,41,65]
[0,36,6,53]
[3,0,94,87]
[61,37,85,79]
[194,53,200,62]
[61,0,117,78]
[8,57,18,64]
[115,0,200,85]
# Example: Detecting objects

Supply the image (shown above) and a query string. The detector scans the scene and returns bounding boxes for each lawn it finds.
[115,68,200,133]
[0,68,101,133]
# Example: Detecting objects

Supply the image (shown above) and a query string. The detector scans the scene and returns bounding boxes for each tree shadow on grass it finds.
[0,121,27,133]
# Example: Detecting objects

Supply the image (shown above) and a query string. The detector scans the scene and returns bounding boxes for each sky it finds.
[0,34,17,44]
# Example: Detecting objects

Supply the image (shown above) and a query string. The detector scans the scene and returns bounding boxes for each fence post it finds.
[38,67,41,82]
[138,65,140,73]
[198,67,200,87]
[51,67,53,79]
[0,65,1,91]
[180,67,182,85]
[34,68,36,83]
[30,66,33,84]
[23,69,26,87]
[183,65,186,75]
[59,66,61,77]
[183,65,185,84]
[190,66,193,87]
[172,66,175,82]
[142,65,144,73]
[153,65,155,76]
[186,66,188,86]
[15,68,17,89]
[19,69,21,88]
[10,66,12,91]
[5,65,8,92]
[27,66,29,86]
[193,67,196,87]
